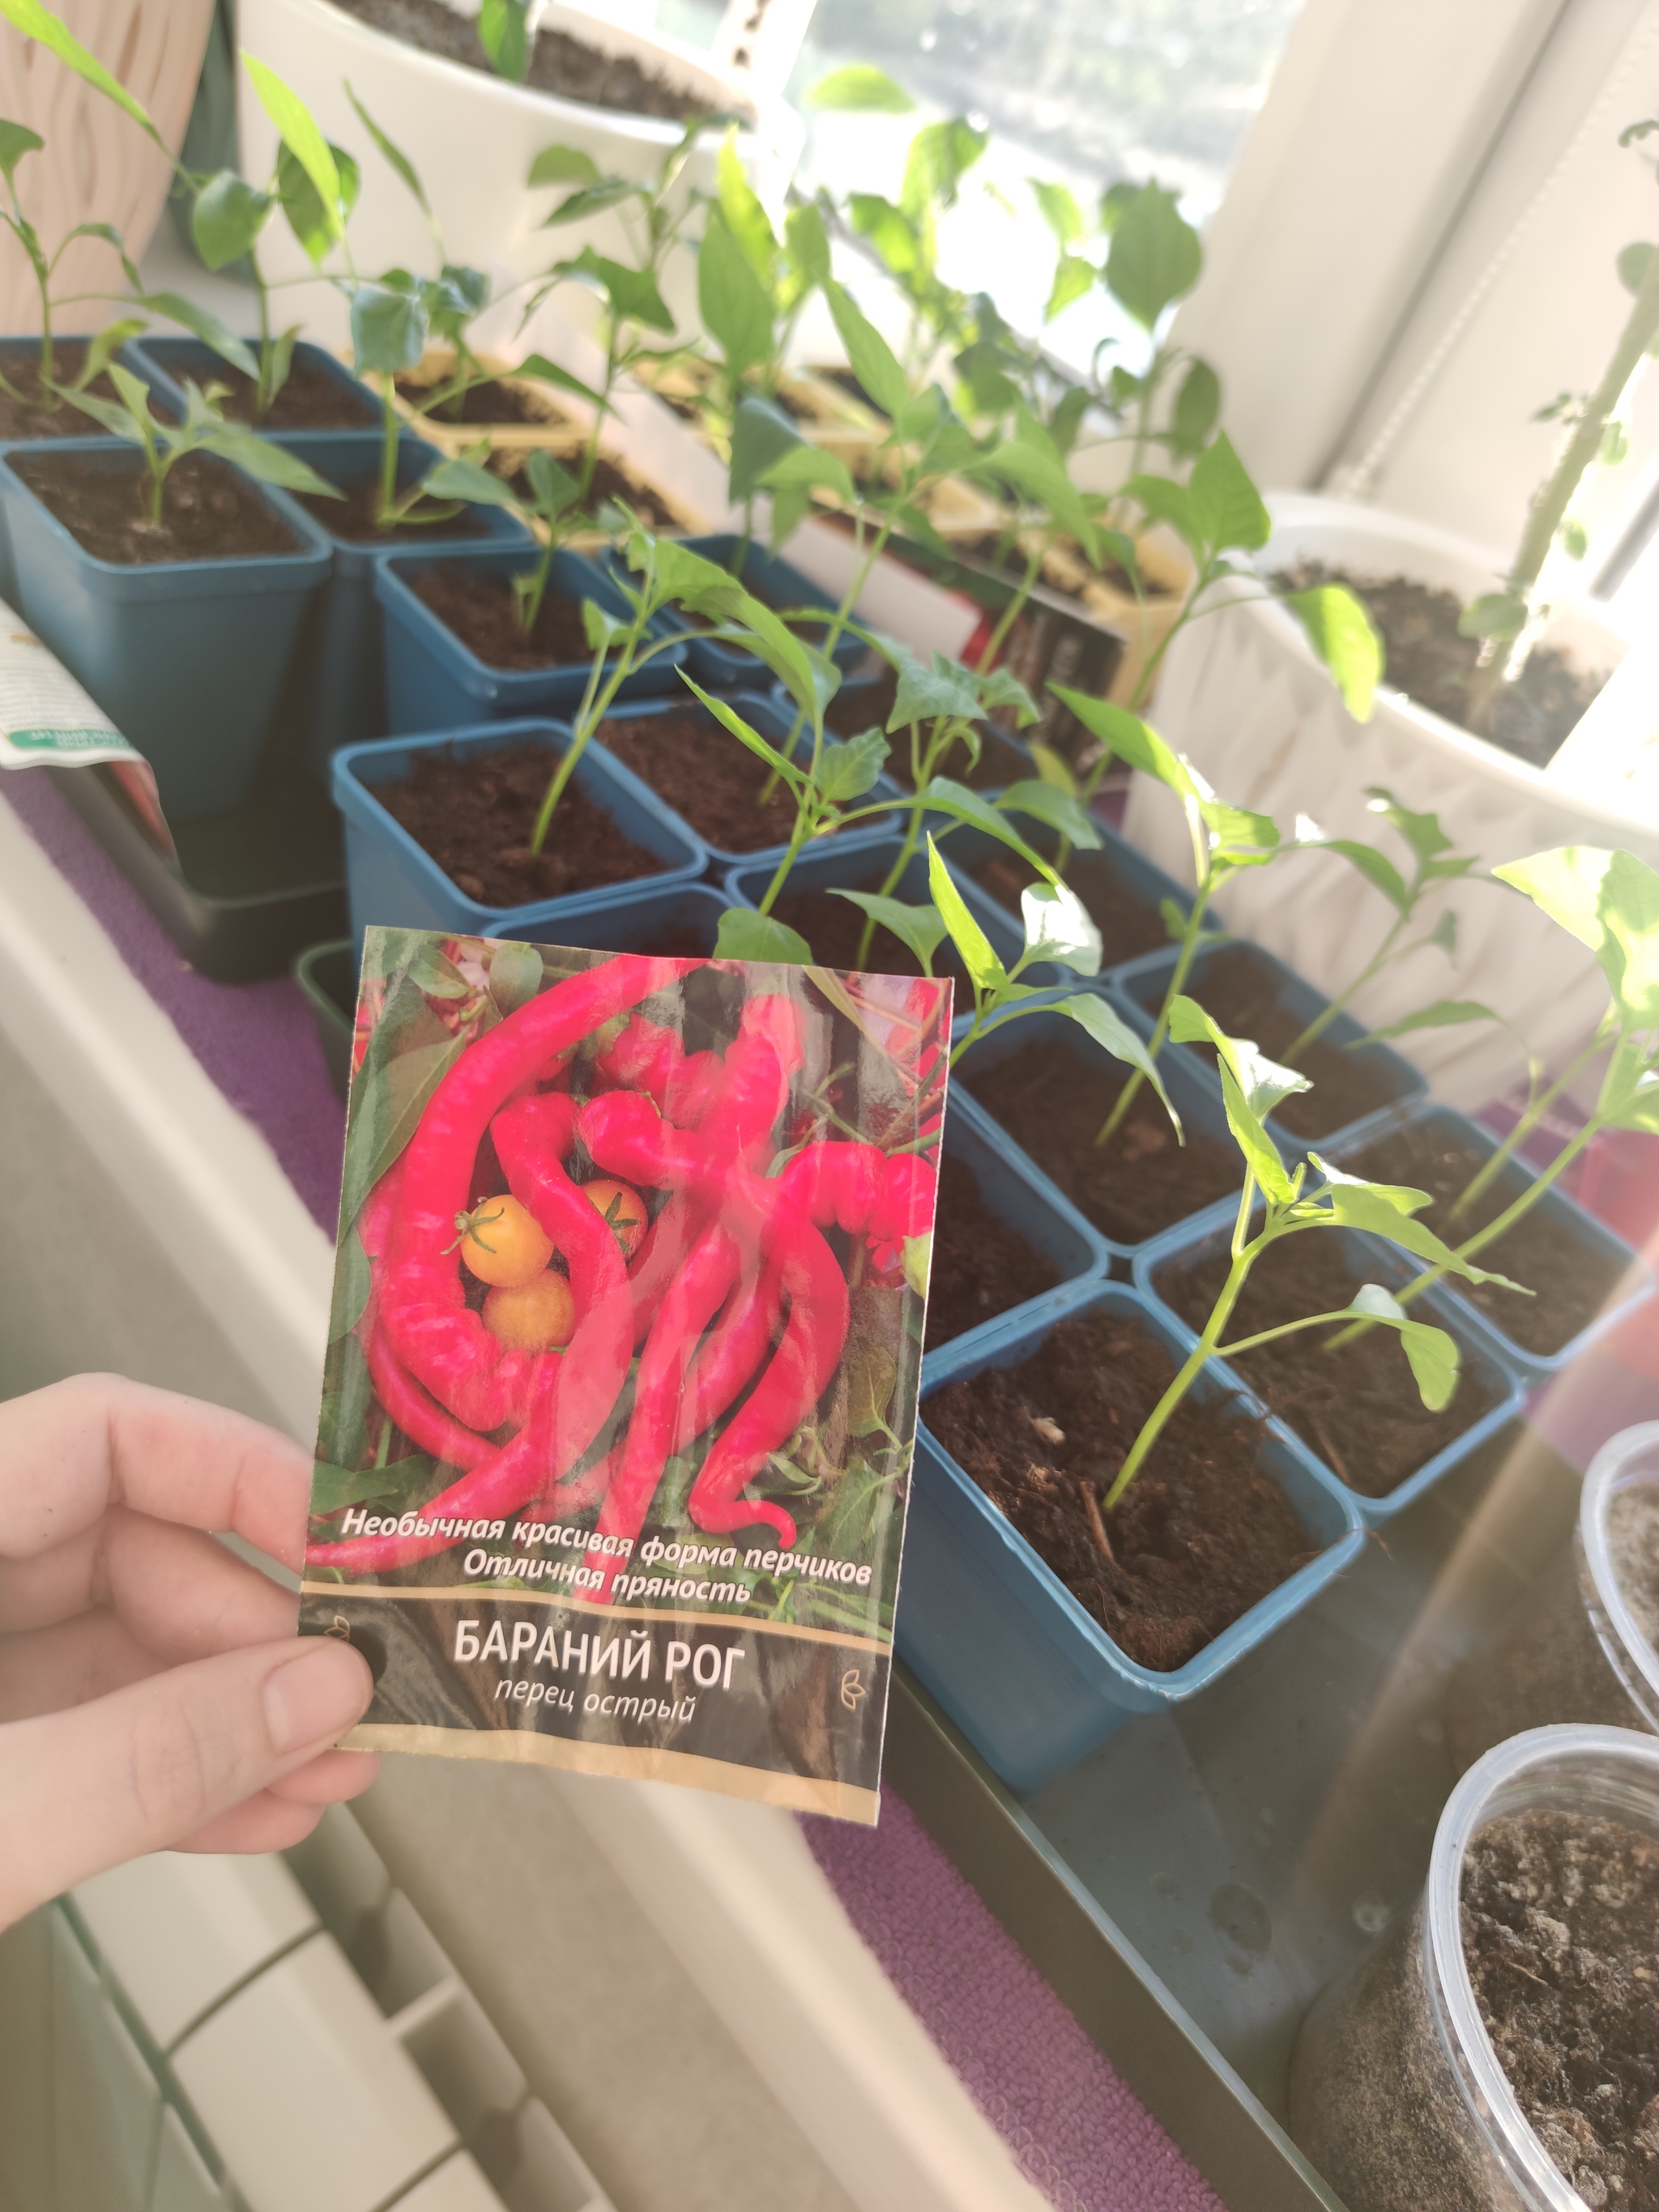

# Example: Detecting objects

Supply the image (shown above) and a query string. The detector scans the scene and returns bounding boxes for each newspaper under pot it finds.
[1447,1423,1659,1769]
[1290,1724,1659,2212]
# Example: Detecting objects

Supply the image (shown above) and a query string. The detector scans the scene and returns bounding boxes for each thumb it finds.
[0,1636,373,1929]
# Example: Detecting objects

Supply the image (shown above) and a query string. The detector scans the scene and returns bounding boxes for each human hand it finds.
[0,1374,378,1931]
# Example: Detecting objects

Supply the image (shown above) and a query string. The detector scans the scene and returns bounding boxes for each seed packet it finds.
[301,927,951,1824]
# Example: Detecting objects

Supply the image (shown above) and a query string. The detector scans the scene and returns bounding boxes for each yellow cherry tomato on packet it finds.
[451,1195,552,1289]
[483,1270,577,1352]
[585,1178,647,1259]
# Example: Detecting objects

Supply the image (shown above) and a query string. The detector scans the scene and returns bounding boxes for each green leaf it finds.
[329,1221,373,1345]
[1618,241,1657,296]
[582,599,626,656]
[925,779,1056,883]
[889,643,984,729]
[344,82,432,219]
[278,138,359,267]
[758,441,859,505]
[830,891,947,974]
[715,908,814,963]
[1043,254,1096,325]
[1054,994,1181,1136]
[998,778,1102,850]
[680,673,803,790]
[784,199,831,292]
[1188,432,1269,555]
[1606,1068,1659,1135]
[133,293,259,382]
[1307,1157,1526,1289]
[1336,1285,1460,1413]
[1284,584,1382,721]
[658,548,828,719]
[849,193,921,279]
[478,0,531,79]
[1559,516,1590,558]
[1104,182,1201,330]
[822,279,910,421]
[1318,838,1410,914]
[190,172,270,270]
[1049,687,1196,803]
[0,118,42,194]
[310,1454,436,1515]
[817,728,890,801]
[201,424,344,499]
[1494,846,1659,1029]
[902,1232,932,1299]
[543,176,645,227]
[558,245,673,334]
[339,982,471,1230]
[1459,591,1528,641]
[1168,995,1302,1195]
[1028,741,1077,796]
[489,939,544,1014]
[0,0,161,143]
[315,1332,373,1472]
[806,65,916,112]
[515,352,611,416]
[1199,795,1279,863]
[717,130,777,284]
[1349,998,1499,1046]
[1030,178,1085,246]
[73,318,144,393]
[1121,471,1198,554]
[246,55,343,248]
[902,118,987,222]
[419,451,520,510]
[350,282,428,374]
[1050,381,1092,456]
[1021,880,1101,974]
[1171,359,1221,454]
[927,835,1004,994]
[1363,785,1454,867]
[529,143,602,187]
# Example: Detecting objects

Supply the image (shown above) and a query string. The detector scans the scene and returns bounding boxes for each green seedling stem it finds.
[1452,1022,1611,1220]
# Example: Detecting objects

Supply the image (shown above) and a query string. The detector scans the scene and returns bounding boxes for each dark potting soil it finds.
[293,477,495,547]
[333,0,702,118]
[1277,560,1606,770]
[0,346,173,440]
[1154,1230,1502,1498]
[1162,944,1392,1140]
[11,448,301,565]
[964,1037,1238,1247]
[922,1150,1060,1352]
[595,706,807,854]
[396,374,563,429]
[972,846,1172,965]
[1348,1118,1631,1358]
[194,353,377,430]
[488,450,681,533]
[925,1306,1313,1671]
[825,664,898,741]
[377,740,664,909]
[770,878,964,982]
[412,565,593,669]
[1463,1808,1659,2210]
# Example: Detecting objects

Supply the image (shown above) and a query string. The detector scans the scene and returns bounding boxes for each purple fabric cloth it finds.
[3,769,345,1233]
[804,1796,1226,2212]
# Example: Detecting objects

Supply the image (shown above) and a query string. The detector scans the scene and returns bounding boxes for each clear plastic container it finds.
[1290,1724,1659,2212]
[1446,1422,1659,1769]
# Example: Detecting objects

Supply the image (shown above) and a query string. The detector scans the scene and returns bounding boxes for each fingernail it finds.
[264,1642,373,1756]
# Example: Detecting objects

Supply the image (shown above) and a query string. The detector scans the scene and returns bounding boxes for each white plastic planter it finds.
[235,0,802,351]
[1124,495,1644,1110]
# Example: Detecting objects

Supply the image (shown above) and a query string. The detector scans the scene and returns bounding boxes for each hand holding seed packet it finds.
[301,929,950,1822]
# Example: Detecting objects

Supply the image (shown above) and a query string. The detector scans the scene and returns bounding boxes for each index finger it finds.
[0,1375,313,1572]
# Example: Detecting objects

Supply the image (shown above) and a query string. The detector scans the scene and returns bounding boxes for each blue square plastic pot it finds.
[723,829,1023,985]
[0,337,169,605]
[124,337,378,438]
[0,437,332,821]
[375,543,687,735]
[895,1280,1367,1790]
[950,998,1265,1268]
[1111,937,1427,1148]
[933,815,1194,982]
[923,1088,1111,1362]
[531,879,734,957]
[651,533,868,688]
[274,430,534,778]
[591,690,899,874]
[1323,1102,1656,1388]
[332,718,709,953]
[1134,1209,1525,1526]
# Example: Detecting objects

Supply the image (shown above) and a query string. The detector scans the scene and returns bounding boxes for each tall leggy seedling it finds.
[0,117,145,411]
[66,365,341,526]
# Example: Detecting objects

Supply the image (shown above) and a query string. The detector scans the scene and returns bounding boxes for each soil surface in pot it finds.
[1608,1486,1659,1652]
[1463,1808,1659,2210]
[295,478,496,548]
[412,565,595,669]
[376,740,665,908]
[770,871,979,983]
[925,1306,1314,1670]
[1155,944,1397,1140]
[964,1037,1237,1246]
[1277,560,1606,769]
[335,0,703,120]
[189,353,377,431]
[0,344,174,440]
[1347,1118,1631,1358]
[397,374,566,430]
[11,448,300,565]
[921,1150,1060,1351]
[971,846,1173,965]
[596,706,810,854]
[1154,1231,1502,1499]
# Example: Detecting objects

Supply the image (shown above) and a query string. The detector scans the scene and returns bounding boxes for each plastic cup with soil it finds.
[1290,1723,1659,2212]
[1120,940,1426,1144]
[1275,557,1607,770]
[954,1006,1246,1257]
[128,336,377,433]
[1335,1106,1650,1377]
[595,693,891,866]
[1146,1216,1519,1518]
[896,1281,1365,1788]
[1447,1425,1659,1771]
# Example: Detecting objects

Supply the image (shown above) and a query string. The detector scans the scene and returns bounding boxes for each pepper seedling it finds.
[1051,688,1281,1144]
[65,364,342,526]
[1100,998,1518,1511]
[477,0,533,80]
[1330,844,1659,1346]
[1280,786,1478,1063]
[0,118,147,412]
[413,446,583,633]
